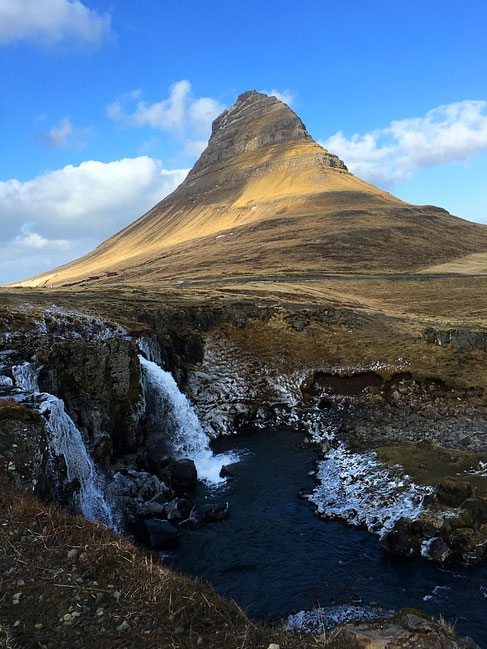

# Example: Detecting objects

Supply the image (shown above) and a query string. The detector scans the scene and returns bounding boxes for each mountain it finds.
[14,90,487,287]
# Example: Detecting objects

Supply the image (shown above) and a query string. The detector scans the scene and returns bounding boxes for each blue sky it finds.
[1,0,486,283]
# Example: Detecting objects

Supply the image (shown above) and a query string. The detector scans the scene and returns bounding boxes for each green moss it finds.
[0,400,41,425]
[376,444,487,499]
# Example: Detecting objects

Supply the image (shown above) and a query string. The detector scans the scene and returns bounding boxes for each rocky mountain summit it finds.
[14,90,487,287]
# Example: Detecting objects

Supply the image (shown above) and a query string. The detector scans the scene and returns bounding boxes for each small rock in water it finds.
[192,502,230,523]
[140,518,179,550]
[219,465,233,478]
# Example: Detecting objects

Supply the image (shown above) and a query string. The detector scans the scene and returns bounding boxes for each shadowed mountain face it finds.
[15,91,487,286]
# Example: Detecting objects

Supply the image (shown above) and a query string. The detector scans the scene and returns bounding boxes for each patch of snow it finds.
[8,304,128,342]
[287,604,394,633]
[464,460,487,477]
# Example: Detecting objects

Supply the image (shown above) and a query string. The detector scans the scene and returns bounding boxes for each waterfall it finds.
[39,395,116,528]
[10,362,116,529]
[139,356,237,484]
[12,362,39,391]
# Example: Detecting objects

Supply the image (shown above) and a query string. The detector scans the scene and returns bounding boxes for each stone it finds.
[116,620,130,632]
[381,518,419,556]
[421,537,452,563]
[67,548,78,560]
[219,465,234,478]
[164,498,193,523]
[159,458,198,493]
[463,498,487,528]
[140,518,179,550]
[192,502,230,523]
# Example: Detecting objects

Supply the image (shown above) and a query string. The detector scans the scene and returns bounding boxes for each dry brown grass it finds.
[0,475,346,649]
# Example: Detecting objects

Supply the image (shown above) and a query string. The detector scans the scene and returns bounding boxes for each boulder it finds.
[192,502,230,523]
[381,517,419,556]
[159,458,198,493]
[219,465,234,478]
[463,498,487,528]
[139,518,179,550]
[421,536,452,563]
[164,498,193,523]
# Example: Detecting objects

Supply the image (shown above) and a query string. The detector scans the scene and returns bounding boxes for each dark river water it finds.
[170,428,487,645]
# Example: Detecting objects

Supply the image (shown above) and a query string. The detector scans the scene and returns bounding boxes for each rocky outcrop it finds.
[338,612,479,649]
[37,337,142,459]
[423,326,487,352]
[0,400,48,497]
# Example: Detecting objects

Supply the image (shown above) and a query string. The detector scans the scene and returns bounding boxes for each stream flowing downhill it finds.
[171,428,487,645]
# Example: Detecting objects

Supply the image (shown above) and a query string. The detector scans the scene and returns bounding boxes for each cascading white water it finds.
[10,362,116,528]
[39,395,116,528]
[139,355,237,484]
[12,362,40,391]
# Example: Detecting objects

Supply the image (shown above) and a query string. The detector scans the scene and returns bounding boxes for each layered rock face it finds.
[16,91,487,287]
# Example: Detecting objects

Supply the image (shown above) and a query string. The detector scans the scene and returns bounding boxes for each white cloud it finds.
[37,117,91,150]
[0,0,111,46]
[14,227,70,250]
[108,81,225,156]
[261,89,295,106]
[188,97,225,135]
[320,100,487,188]
[0,157,188,284]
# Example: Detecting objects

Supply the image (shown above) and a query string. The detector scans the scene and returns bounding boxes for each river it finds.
[170,427,487,645]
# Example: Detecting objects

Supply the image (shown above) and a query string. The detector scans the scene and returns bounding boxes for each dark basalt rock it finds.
[138,518,179,550]
[164,497,193,523]
[159,458,198,493]
[422,537,452,563]
[192,502,230,523]
[219,465,234,478]
[463,498,487,528]
[380,517,420,556]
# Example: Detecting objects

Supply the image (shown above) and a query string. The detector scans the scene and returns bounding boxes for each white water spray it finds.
[139,356,237,484]
[9,362,116,528]
[39,395,116,528]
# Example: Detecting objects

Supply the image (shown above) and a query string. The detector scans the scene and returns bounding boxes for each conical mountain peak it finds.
[14,90,487,287]
[190,90,346,179]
